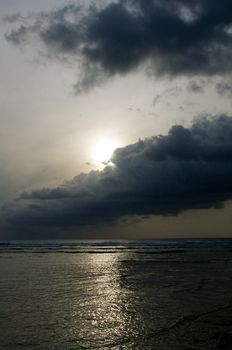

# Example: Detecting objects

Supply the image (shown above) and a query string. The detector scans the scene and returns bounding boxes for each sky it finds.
[0,0,232,240]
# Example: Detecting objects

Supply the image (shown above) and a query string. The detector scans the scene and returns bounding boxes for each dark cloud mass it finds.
[5,0,232,90]
[2,115,232,237]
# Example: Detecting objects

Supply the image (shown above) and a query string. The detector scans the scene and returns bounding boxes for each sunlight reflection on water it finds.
[0,242,232,349]
[66,253,135,348]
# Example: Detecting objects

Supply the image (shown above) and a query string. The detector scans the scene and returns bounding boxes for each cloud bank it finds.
[5,0,232,90]
[2,115,232,237]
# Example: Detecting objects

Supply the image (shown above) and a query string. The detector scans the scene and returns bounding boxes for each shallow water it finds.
[0,240,232,349]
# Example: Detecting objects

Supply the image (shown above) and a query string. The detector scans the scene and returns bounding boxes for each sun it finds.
[93,139,118,165]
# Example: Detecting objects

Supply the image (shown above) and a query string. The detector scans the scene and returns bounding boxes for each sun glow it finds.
[93,139,118,165]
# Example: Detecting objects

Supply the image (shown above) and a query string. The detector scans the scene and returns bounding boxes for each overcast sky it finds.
[0,0,232,240]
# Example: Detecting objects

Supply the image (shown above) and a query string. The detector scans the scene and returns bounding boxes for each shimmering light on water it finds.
[0,240,232,349]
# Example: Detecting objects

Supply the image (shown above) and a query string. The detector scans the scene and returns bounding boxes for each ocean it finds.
[0,239,232,349]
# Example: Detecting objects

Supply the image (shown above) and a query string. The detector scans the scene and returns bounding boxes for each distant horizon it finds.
[1,237,232,242]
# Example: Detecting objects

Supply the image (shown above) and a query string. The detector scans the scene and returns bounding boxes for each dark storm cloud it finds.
[2,115,232,236]
[5,0,232,90]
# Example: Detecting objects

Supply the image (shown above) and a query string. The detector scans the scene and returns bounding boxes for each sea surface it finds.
[0,239,232,349]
